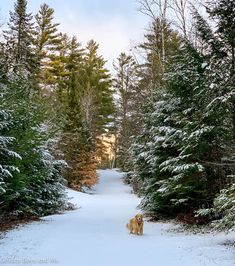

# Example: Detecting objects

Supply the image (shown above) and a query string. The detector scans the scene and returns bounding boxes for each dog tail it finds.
[126,223,129,230]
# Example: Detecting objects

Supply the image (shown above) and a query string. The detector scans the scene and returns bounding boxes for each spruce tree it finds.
[0,73,66,218]
[0,58,66,218]
[0,60,21,198]
[0,0,67,220]
[194,0,235,229]
[132,7,235,223]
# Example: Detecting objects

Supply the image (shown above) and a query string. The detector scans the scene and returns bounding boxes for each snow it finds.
[0,169,235,266]
[201,63,208,69]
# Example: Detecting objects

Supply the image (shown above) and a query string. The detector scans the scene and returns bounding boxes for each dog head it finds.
[135,214,143,223]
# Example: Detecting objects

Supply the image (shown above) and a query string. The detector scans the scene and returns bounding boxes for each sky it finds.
[0,0,149,71]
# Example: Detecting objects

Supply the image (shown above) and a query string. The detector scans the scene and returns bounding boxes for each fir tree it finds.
[0,0,67,219]
[194,0,235,229]
[0,61,67,218]
[132,7,235,223]
[0,60,21,197]
[0,74,66,217]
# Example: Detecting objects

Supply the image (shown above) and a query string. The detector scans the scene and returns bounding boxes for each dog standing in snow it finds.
[126,214,144,235]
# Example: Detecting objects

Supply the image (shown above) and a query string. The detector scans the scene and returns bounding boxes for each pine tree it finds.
[81,40,114,141]
[4,0,37,76]
[48,33,70,91]
[79,40,114,170]
[58,36,97,189]
[113,53,139,170]
[34,3,62,88]
[139,19,181,96]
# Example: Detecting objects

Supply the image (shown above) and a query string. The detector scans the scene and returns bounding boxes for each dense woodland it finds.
[0,0,114,222]
[0,0,235,230]
[114,0,235,230]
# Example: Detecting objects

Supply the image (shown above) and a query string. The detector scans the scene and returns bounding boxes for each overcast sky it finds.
[1,0,149,71]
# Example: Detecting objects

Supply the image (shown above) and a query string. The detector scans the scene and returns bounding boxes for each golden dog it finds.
[126,214,144,235]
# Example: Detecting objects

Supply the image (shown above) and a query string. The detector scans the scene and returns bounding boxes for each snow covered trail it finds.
[0,169,235,266]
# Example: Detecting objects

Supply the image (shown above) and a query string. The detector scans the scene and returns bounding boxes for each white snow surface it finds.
[0,169,235,266]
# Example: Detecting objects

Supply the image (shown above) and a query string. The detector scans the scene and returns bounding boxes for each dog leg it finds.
[130,225,134,234]
[139,224,143,235]
[127,223,133,234]
[134,227,138,235]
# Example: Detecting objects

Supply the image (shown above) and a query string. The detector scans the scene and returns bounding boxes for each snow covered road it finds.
[0,169,235,266]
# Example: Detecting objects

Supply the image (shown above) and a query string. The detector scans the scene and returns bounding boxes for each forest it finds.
[0,0,235,233]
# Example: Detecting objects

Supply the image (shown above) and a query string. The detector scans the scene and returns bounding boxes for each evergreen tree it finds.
[0,63,67,219]
[4,0,37,76]
[132,6,235,223]
[212,181,235,230]
[81,40,114,141]
[208,0,235,75]
[79,40,114,170]
[125,18,182,195]
[194,0,235,229]
[0,0,67,220]
[139,19,181,95]
[48,33,70,91]
[34,3,62,87]
[58,36,97,189]
[113,53,139,170]
[0,60,21,197]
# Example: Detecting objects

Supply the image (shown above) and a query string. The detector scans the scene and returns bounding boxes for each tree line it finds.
[0,0,114,222]
[113,0,235,230]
